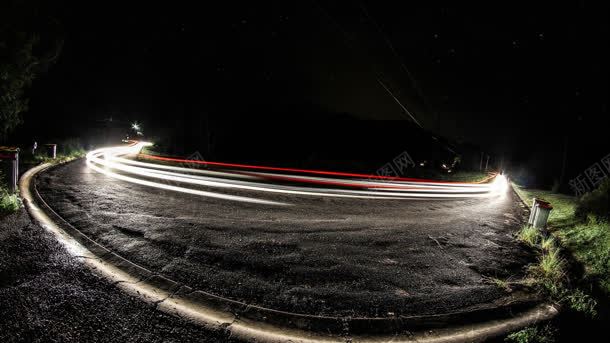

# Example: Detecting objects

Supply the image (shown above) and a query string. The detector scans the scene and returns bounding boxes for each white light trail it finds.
[86,143,510,205]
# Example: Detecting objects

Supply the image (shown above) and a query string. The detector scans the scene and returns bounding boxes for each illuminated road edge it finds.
[86,142,511,206]
[21,160,559,343]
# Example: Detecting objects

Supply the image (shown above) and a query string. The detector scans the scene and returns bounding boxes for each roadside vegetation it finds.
[2,139,85,216]
[515,222,597,317]
[514,181,610,295]
[140,145,161,156]
[508,180,609,341]
[518,225,540,247]
[0,172,21,215]
[20,139,86,166]
[430,170,492,183]
[0,1,63,141]
[505,324,556,343]
[0,185,21,214]
[32,147,86,164]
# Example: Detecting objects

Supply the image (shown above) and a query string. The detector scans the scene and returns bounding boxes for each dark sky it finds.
[16,1,609,180]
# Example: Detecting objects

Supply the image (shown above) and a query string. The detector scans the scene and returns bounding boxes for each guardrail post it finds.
[0,147,19,193]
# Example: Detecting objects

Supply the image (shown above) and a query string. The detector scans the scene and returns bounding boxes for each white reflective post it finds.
[10,154,18,192]
[531,198,553,229]
[528,198,538,225]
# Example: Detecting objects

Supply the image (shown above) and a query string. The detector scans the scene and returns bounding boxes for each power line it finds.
[357,1,432,115]
[376,78,422,127]
[311,0,422,127]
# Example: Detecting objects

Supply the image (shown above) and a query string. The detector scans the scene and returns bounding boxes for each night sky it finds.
[11,1,610,186]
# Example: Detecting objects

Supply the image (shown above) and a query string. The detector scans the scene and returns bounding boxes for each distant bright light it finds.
[132,122,141,131]
[491,174,510,195]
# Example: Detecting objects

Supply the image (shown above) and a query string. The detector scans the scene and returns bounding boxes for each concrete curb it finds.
[511,183,532,209]
[20,161,559,342]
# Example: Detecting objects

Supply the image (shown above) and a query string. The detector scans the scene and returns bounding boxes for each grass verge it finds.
[416,170,492,183]
[513,184,610,295]
[31,148,86,164]
[446,171,492,182]
[518,225,540,247]
[512,183,604,330]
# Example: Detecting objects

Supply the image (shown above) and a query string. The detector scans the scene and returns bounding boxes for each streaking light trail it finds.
[86,142,510,206]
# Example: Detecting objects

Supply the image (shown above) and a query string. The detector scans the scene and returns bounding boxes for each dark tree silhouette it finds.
[0,0,62,141]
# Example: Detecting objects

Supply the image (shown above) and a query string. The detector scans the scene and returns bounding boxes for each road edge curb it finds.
[511,183,532,209]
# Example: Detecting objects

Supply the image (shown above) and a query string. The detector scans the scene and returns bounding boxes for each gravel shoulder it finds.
[36,159,537,318]
[0,209,237,343]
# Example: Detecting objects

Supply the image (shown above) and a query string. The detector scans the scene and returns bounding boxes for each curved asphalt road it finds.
[36,153,535,318]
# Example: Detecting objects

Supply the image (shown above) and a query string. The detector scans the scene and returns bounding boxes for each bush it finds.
[59,137,84,155]
[0,190,21,214]
[0,172,21,214]
[566,288,597,318]
[505,325,556,343]
[576,178,610,220]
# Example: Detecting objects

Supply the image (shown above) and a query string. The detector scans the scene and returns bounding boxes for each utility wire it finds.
[310,0,422,127]
[376,78,422,127]
[357,1,433,116]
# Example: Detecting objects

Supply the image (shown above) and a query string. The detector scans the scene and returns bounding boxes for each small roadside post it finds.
[45,144,57,159]
[0,146,20,193]
[528,198,553,229]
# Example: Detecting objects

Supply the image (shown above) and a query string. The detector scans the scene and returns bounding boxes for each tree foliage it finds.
[0,0,62,140]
